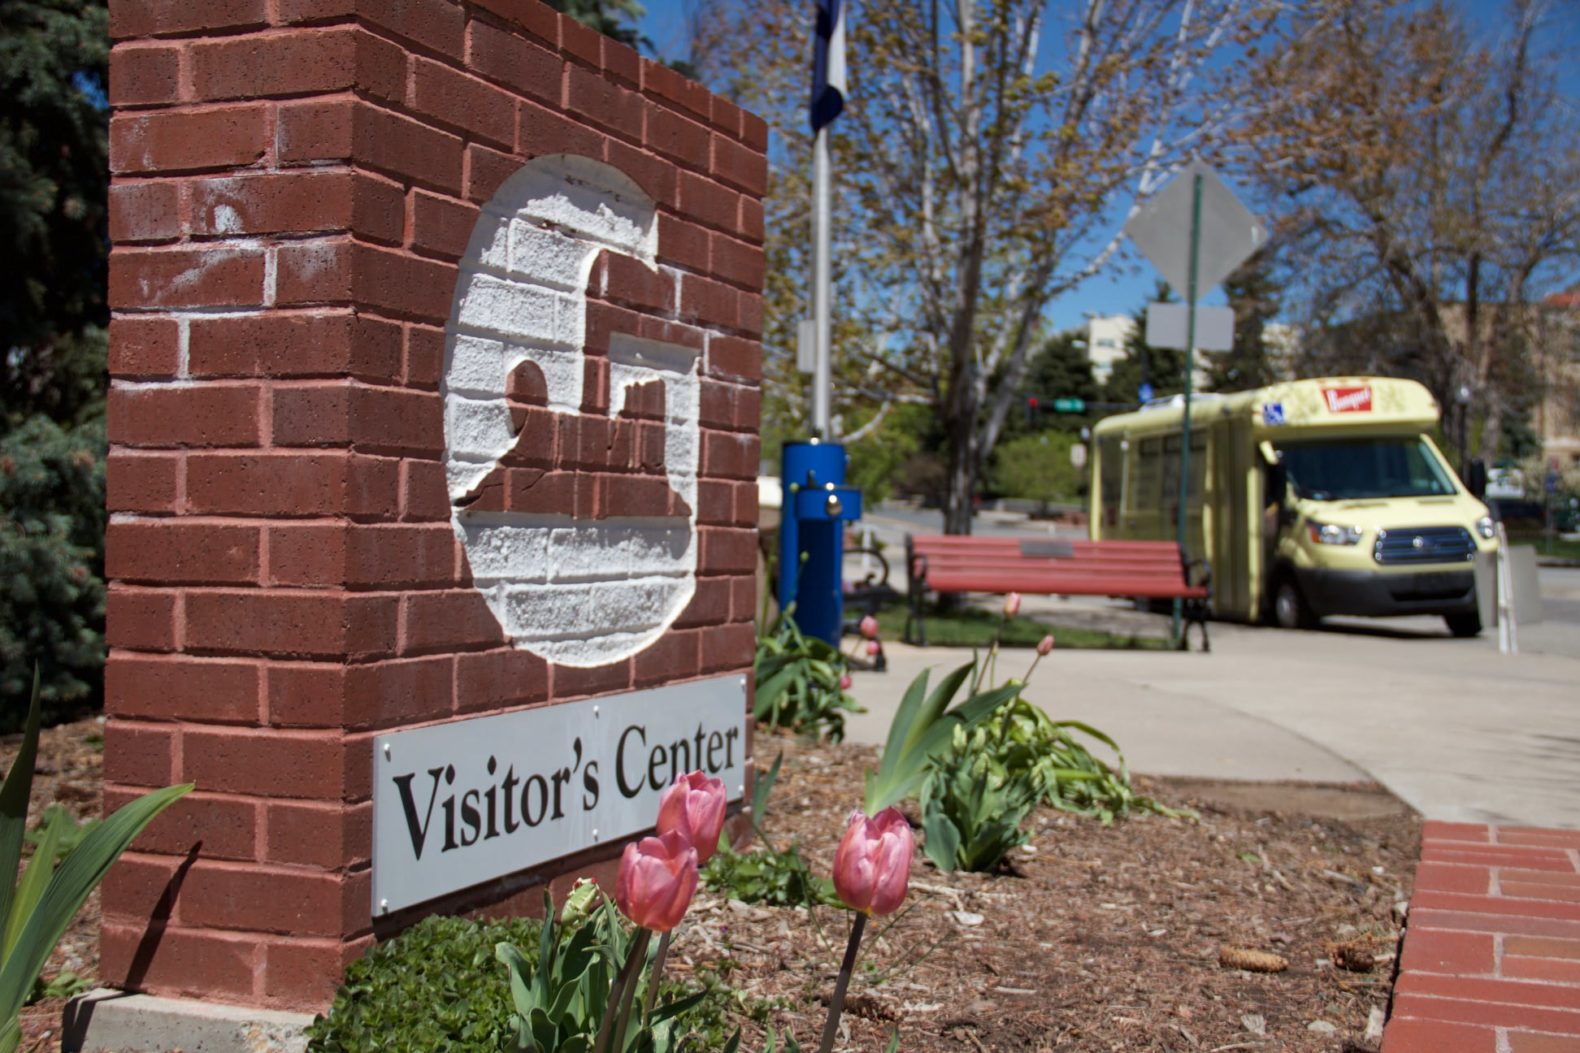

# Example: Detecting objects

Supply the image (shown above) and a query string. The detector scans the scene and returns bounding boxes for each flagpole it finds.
[812,125,832,439]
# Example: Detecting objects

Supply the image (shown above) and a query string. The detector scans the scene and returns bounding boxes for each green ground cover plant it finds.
[875,605,1166,650]
[752,611,862,742]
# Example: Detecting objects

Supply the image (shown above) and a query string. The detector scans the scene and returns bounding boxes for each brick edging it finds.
[1382,821,1580,1051]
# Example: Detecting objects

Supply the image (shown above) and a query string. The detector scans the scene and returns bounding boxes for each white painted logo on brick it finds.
[442,155,698,667]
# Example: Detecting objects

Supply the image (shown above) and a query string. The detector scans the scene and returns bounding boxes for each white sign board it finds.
[372,676,748,914]
[1146,303,1234,351]
[1123,160,1266,301]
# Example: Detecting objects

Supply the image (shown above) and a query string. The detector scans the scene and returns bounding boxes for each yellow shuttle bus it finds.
[1089,377,1498,635]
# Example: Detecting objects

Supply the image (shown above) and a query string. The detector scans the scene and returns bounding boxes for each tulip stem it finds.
[641,929,672,1023]
[816,912,867,1053]
[595,926,652,1053]
[610,927,652,1053]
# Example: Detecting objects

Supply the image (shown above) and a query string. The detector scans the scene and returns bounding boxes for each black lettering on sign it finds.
[392,766,447,860]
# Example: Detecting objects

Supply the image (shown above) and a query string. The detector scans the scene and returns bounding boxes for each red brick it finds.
[641,62,712,121]
[402,590,504,654]
[597,252,674,312]
[266,524,345,587]
[189,170,403,243]
[466,17,559,102]
[1505,955,1580,985]
[106,451,179,513]
[1411,891,1580,923]
[737,290,761,336]
[1425,821,1496,844]
[182,727,347,798]
[272,382,444,456]
[188,311,402,380]
[1423,846,1576,871]
[1409,909,1580,942]
[109,181,182,243]
[276,239,456,324]
[109,42,181,106]
[469,0,560,47]
[270,522,455,589]
[711,233,764,290]
[566,65,642,141]
[729,574,757,620]
[701,527,757,574]
[646,106,709,169]
[107,589,179,652]
[657,213,709,271]
[276,97,354,164]
[1400,928,1496,975]
[262,936,371,1010]
[410,57,515,149]
[185,591,398,660]
[1415,862,1495,895]
[107,522,261,587]
[678,171,738,232]
[410,190,480,260]
[179,864,350,937]
[99,923,259,1005]
[741,110,768,152]
[344,656,455,727]
[680,273,736,329]
[102,720,176,786]
[110,0,266,38]
[1507,882,1580,904]
[406,324,445,389]
[696,480,733,525]
[264,662,347,728]
[109,245,267,310]
[1500,829,1580,850]
[402,459,452,522]
[1507,1032,1580,1053]
[279,99,465,194]
[186,452,399,518]
[551,659,632,701]
[702,429,757,479]
[110,106,268,175]
[264,800,367,869]
[360,0,466,61]
[1506,870,1580,890]
[106,787,259,861]
[560,16,603,67]
[699,620,754,673]
[1507,937,1580,961]
[634,629,700,687]
[108,314,179,377]
[602,36,640,86]
[1380,1018,1496,1053]
[710,95,744,137]
[108,384,263,447]
[451,647,550,713]
[465,142,521,205]
[604,138,677,209]
[676,572,734,629]
[191,27,400,101]
[712,133,767,196]
[519,98,609,162]
[1391,992,1580,1034]
[1398,972,1580,1010]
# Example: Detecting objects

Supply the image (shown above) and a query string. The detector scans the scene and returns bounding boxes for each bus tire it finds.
[1444,611,1482,638]
[1272,572,1315,630]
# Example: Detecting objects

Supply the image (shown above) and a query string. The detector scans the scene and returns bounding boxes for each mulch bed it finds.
[9,718,1421,1052]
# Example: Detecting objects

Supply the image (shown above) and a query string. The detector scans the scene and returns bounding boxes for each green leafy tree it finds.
[1,0,109,431]
[989,432,1079,511]
[0,417,106,725]
[1019,330,1099,435]
[1204,250,1282,392]
[545,0,649,49]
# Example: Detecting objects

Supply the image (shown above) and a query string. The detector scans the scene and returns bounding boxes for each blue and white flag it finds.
[809,0,846,133]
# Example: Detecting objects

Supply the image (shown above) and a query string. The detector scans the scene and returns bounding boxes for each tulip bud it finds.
[1037,634,1055,656]
[859,615,880,639]
[1003,592,1022,617]
[839,673,853,691]
[865,640,881,657]
[615,831,699,933]
[656,771,727,864]
[832,807,913,917]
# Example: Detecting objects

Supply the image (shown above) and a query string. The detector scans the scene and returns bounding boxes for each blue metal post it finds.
[778,440,849,644]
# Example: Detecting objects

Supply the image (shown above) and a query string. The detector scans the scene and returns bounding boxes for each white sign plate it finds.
[372,676,749,914]
[1123,160,1266,301]
[1145,302,1234,351]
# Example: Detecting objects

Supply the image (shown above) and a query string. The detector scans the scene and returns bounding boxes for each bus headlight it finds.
[1475,516,1496,540]
[1307,520,1363,545]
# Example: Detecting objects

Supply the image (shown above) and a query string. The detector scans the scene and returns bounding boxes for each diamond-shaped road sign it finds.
[1123,160,1266,302]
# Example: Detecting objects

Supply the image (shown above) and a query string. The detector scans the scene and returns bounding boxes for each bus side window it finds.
[1099,437,1123,527]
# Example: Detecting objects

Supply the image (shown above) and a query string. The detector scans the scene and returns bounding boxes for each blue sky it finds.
[638,0,1580,332]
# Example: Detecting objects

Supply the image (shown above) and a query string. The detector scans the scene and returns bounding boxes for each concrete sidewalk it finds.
[843,611,1580,829]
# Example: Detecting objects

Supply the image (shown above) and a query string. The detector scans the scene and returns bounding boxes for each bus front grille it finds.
[1373,526,1475,565]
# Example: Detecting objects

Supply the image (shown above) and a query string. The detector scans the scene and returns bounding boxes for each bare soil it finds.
[6,718,1420,1052]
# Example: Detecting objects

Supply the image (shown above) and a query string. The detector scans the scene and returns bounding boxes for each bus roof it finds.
[1090,376,1440,440]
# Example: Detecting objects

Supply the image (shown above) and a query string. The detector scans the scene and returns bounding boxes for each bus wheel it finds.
[1273,574,1314,630]
[1444,611,1482,638]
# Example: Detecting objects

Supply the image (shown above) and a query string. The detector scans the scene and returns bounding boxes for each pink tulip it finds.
[859,615,880,639]
[865,640,881,657]
[615,831,699,933]
[656,771,727,864]
[1037,633,1055,655]
[1003,592,1022,617]
[832,808,913,917]
[839,673,853,691]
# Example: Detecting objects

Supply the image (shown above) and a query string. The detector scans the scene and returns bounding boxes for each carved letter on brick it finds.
[442,154,698,667]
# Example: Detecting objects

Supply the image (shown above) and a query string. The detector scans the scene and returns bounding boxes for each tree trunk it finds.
[943,412,978,535]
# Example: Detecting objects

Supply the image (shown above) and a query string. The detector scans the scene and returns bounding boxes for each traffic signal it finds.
[1025,396,1039,425]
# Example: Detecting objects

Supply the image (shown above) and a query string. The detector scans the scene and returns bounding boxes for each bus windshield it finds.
[1274,436,1458,501]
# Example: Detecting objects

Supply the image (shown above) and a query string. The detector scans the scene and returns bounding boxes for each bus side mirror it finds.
[1467,458,1487,499]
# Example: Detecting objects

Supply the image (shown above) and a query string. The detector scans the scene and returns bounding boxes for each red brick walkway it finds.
[1382,821,1580,1052]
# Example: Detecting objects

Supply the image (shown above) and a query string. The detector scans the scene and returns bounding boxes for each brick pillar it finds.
[104,0,765,1011]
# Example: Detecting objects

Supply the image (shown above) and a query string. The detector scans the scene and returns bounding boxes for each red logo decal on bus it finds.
[1322,386,1372,413]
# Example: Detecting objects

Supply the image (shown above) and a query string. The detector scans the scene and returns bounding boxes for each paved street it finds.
[842,505,1580,830]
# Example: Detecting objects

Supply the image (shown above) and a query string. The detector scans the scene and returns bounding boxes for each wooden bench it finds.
[904,535,1212,650]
